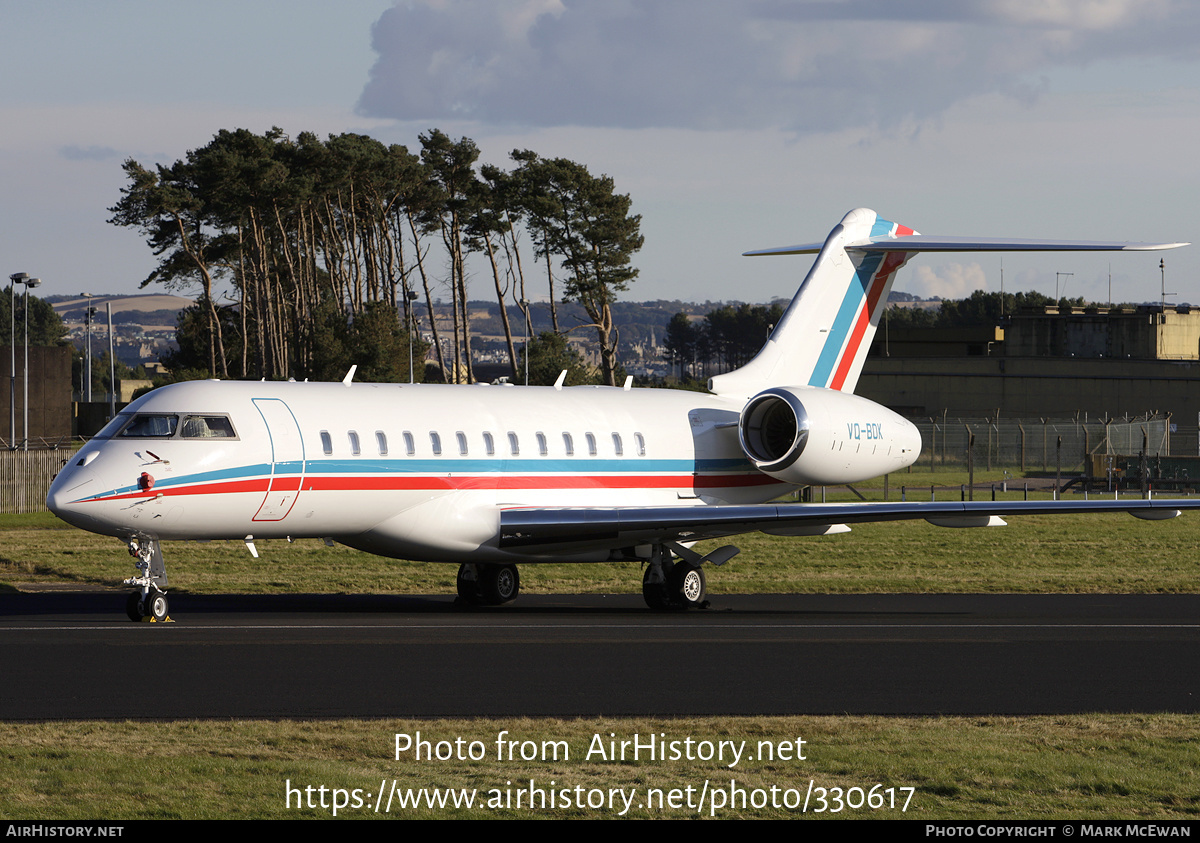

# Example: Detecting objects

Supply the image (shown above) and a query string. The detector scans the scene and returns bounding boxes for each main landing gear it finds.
[456,562,520,606]
[641,542,740,610]
[123,536,172,622]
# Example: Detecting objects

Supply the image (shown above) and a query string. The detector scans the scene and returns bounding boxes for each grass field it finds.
[2,716,1198,819]
[4,469,1199,820]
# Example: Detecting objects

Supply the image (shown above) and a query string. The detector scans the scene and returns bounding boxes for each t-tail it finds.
[709,207,1188,401]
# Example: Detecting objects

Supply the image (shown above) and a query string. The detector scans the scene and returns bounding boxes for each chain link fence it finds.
[911,414,1171,473]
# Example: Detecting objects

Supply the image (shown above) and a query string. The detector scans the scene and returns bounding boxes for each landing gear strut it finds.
[456,562,520,606]
[124,536,171,622]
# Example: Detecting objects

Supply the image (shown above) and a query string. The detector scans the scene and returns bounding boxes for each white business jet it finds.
[46,208,1194,621]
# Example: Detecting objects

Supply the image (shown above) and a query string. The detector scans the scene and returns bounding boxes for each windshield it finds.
[119,414,179,438]
[95,412,238,440]
[180,415,236,438]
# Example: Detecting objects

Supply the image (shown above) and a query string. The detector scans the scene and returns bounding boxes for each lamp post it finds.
[82,293,94,404]
[9,273,26,450]
[8,273,40,450]
[22,277,41,450]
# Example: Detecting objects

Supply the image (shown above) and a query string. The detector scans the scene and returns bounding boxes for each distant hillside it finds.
[49,294,194,322]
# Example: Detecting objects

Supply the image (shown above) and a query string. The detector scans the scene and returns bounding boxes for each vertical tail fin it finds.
[709,208,916,400]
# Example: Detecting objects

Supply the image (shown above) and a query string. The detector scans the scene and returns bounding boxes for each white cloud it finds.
[909,263,989,299]
[358,0,1199,132]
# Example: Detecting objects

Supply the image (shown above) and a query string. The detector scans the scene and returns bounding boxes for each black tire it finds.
[146,591,169,622]
[480,563,520,605]
[642,563,671,610]
[125,591,144,622]
[669,563,706,608]
[456,564,481,603]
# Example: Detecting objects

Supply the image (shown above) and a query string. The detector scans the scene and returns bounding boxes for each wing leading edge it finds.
[498,498,1200,552]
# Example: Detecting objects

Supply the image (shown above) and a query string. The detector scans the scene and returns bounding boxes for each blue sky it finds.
[3,0,1199,307]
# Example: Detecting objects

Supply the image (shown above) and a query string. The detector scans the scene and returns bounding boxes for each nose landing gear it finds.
[124,536,172,622]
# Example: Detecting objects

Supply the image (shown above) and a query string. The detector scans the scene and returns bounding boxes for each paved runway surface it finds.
[2,591,1198,719]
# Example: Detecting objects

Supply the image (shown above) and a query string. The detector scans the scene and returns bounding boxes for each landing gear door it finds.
[252,398,305,522]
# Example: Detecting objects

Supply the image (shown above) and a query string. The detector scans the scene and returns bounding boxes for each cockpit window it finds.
[180,415,236,438]
[95,412,237,440]
[119,414,178,438]
[93,413,134,440]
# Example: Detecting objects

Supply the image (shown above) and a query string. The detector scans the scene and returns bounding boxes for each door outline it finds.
[252,398,305,522]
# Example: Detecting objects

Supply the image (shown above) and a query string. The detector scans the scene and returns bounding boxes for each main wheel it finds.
[125,590,144,622]
[669,563,706,608]
[456,564,481,603]
[642,562,671,610]
[480,563,520,605]
[146,591,169,622]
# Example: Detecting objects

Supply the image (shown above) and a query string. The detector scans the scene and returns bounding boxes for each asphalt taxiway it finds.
[1,591,1198,719]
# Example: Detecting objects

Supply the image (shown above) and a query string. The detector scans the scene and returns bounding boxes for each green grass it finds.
[7,496,1200,596]
[1,716,1198,819]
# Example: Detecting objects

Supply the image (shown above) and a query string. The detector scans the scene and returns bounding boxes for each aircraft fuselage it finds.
[47,378,920,563]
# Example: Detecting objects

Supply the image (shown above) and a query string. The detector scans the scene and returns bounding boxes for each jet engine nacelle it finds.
[738,386,922,486]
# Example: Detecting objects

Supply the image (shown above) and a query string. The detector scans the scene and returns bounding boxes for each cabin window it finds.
[563,432,574,456]
[483,432,495,456]
[376,431,388,455]
[536,432,548,456]
[320,431,333,455]
[508,432,520,456]
[635,432,646,456]
[456,431,468,455]
[181,415,236,439]
[430,431,442,456]
[403,431,415,456]
[348,431,361,455]
[612,433,623,456]
[586,432,597,456]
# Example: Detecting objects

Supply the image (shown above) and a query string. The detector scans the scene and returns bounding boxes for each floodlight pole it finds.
[8,273,26,450]
[83,293,93,404]
[22,278,41,450]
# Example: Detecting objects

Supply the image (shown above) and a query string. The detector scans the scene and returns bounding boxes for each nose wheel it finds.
[123,537,172,622]
[125,588,170,622]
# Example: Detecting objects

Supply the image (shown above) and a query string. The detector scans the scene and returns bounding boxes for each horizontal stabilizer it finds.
[745,235,1189,257]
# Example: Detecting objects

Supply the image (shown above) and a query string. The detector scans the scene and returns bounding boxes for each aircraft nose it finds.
[46,463,101,530]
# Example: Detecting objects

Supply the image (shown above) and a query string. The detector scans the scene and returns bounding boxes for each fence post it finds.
[967,429,975,501]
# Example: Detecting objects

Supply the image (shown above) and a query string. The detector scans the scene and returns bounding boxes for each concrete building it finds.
[0,345,72,447]
[861,306,1200,437]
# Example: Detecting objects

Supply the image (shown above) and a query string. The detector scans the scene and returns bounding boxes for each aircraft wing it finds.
[498,498,1200,551]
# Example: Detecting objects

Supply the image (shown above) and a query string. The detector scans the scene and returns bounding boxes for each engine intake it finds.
[739,388,809,471]
[737,385,922,486]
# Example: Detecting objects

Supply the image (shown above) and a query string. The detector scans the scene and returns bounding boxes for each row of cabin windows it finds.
[318,429,647,458]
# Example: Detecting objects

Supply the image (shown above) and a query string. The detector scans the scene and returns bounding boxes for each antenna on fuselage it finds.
[342,365,357,386]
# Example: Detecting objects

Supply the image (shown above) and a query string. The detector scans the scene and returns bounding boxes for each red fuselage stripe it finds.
[84,472,783,503]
